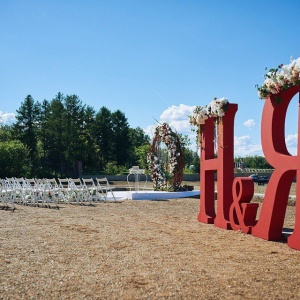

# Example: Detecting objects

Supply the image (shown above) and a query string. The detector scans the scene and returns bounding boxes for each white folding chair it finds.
[0,179,16,211]
[69,178,85,204]
[45,178,60,207]
[8,177,26,204]
[34,178,47,206]
[23,178,40,206]
[58,178,71,203]
[82,178,97,203]
[36,178,59,209]
[3,178,18,207]
[96,177,116,202]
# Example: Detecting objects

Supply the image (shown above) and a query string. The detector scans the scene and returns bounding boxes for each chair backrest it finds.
[25,178,36,186]
[96,177,108,186]
[14,177,25,188]
[35,178,46,188]
[58,178,70,189]
[6,177,15,184]
[69,178,83,188]
[0,179,5,191]
[5,178,15,189]
[46,178,59,189]
[96,177,115,191]
[82,178,95,188]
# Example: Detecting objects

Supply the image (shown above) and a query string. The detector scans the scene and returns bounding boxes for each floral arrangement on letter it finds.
[256,57,300,99]
[147,123,184,191]
[189,97,229,126]
[189,97,229,148]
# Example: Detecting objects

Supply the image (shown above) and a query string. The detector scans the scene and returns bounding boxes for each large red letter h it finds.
[198,104,238,229]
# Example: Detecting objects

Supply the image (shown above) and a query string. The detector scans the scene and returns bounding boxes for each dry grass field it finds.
[1,181,299,299]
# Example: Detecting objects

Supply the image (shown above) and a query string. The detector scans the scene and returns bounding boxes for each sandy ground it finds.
[1,182,300,299]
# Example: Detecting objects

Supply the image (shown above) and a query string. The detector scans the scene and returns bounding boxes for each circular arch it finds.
[147,123,184,191]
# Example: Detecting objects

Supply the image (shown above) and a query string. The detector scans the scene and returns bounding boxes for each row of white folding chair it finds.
[0,179,16,211]
[58,178,89,205]
[82,178,116,202]
[57,178,116,203]
[4,177,32,206]
[5,177,24,204]
[1,177,117,208]
[67,178,115,203]
[3,177,59,208]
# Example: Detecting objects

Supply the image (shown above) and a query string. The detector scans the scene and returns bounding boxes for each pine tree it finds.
[94,107,113,169]
[111,110,131,166]
[46,93,66,176]
[13,95,40,175]
[63,94,85,177]
[81,105,99,172]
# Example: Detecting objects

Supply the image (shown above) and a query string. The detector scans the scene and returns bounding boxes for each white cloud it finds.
[235,135,251,146]
[285,134,298,155]
[234,133,298,157]
[144,104,264,155]
[159,104,195,134]
[243,119,255,128]
[234,135,262,156]
[286,134,298,147]
[144,124,156,138]
[144,104,197,149]
[0,111,16,125]
[160,104,194,120]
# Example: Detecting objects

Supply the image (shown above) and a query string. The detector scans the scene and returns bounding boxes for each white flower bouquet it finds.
[257,57,300,99]
[189,97,229,126]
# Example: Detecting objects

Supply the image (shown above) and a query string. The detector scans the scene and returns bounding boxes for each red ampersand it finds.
[229,177,259,234]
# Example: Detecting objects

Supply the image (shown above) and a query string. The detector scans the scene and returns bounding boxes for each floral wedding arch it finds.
[147,123,184,191]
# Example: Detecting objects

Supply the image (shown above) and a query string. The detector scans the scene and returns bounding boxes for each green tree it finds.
[38,100,50,155]
[36,99,51,175]
[234,155,272,169]
[0,125,14,142]
[13,95,40,175]
[111,110,131,166]
[190,153,200,173]
[0,140,30,177]
[134,144,151,170]
[184,148,200,171]
[128,127,150,166]
[81,105,100,172]
[63,94,85,177]
[129,127,150,148]
[94,107,113,169]
[43,94,66,176]
[177,133,191,150]
[177,133,196,169]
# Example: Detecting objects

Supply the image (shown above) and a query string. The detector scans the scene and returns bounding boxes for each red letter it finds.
[229,177,258,234]
[198,104,237,229]
[252,86,300,250]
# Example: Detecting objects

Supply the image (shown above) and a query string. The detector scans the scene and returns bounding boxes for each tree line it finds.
[1,93,270,179]
[0,93,152,178]
[234,156,272,170]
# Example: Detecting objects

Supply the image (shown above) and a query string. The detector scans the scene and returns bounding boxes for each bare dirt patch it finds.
[1,182,299,299]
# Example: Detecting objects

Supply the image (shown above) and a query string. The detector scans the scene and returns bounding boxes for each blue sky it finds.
[1,0,300,156]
